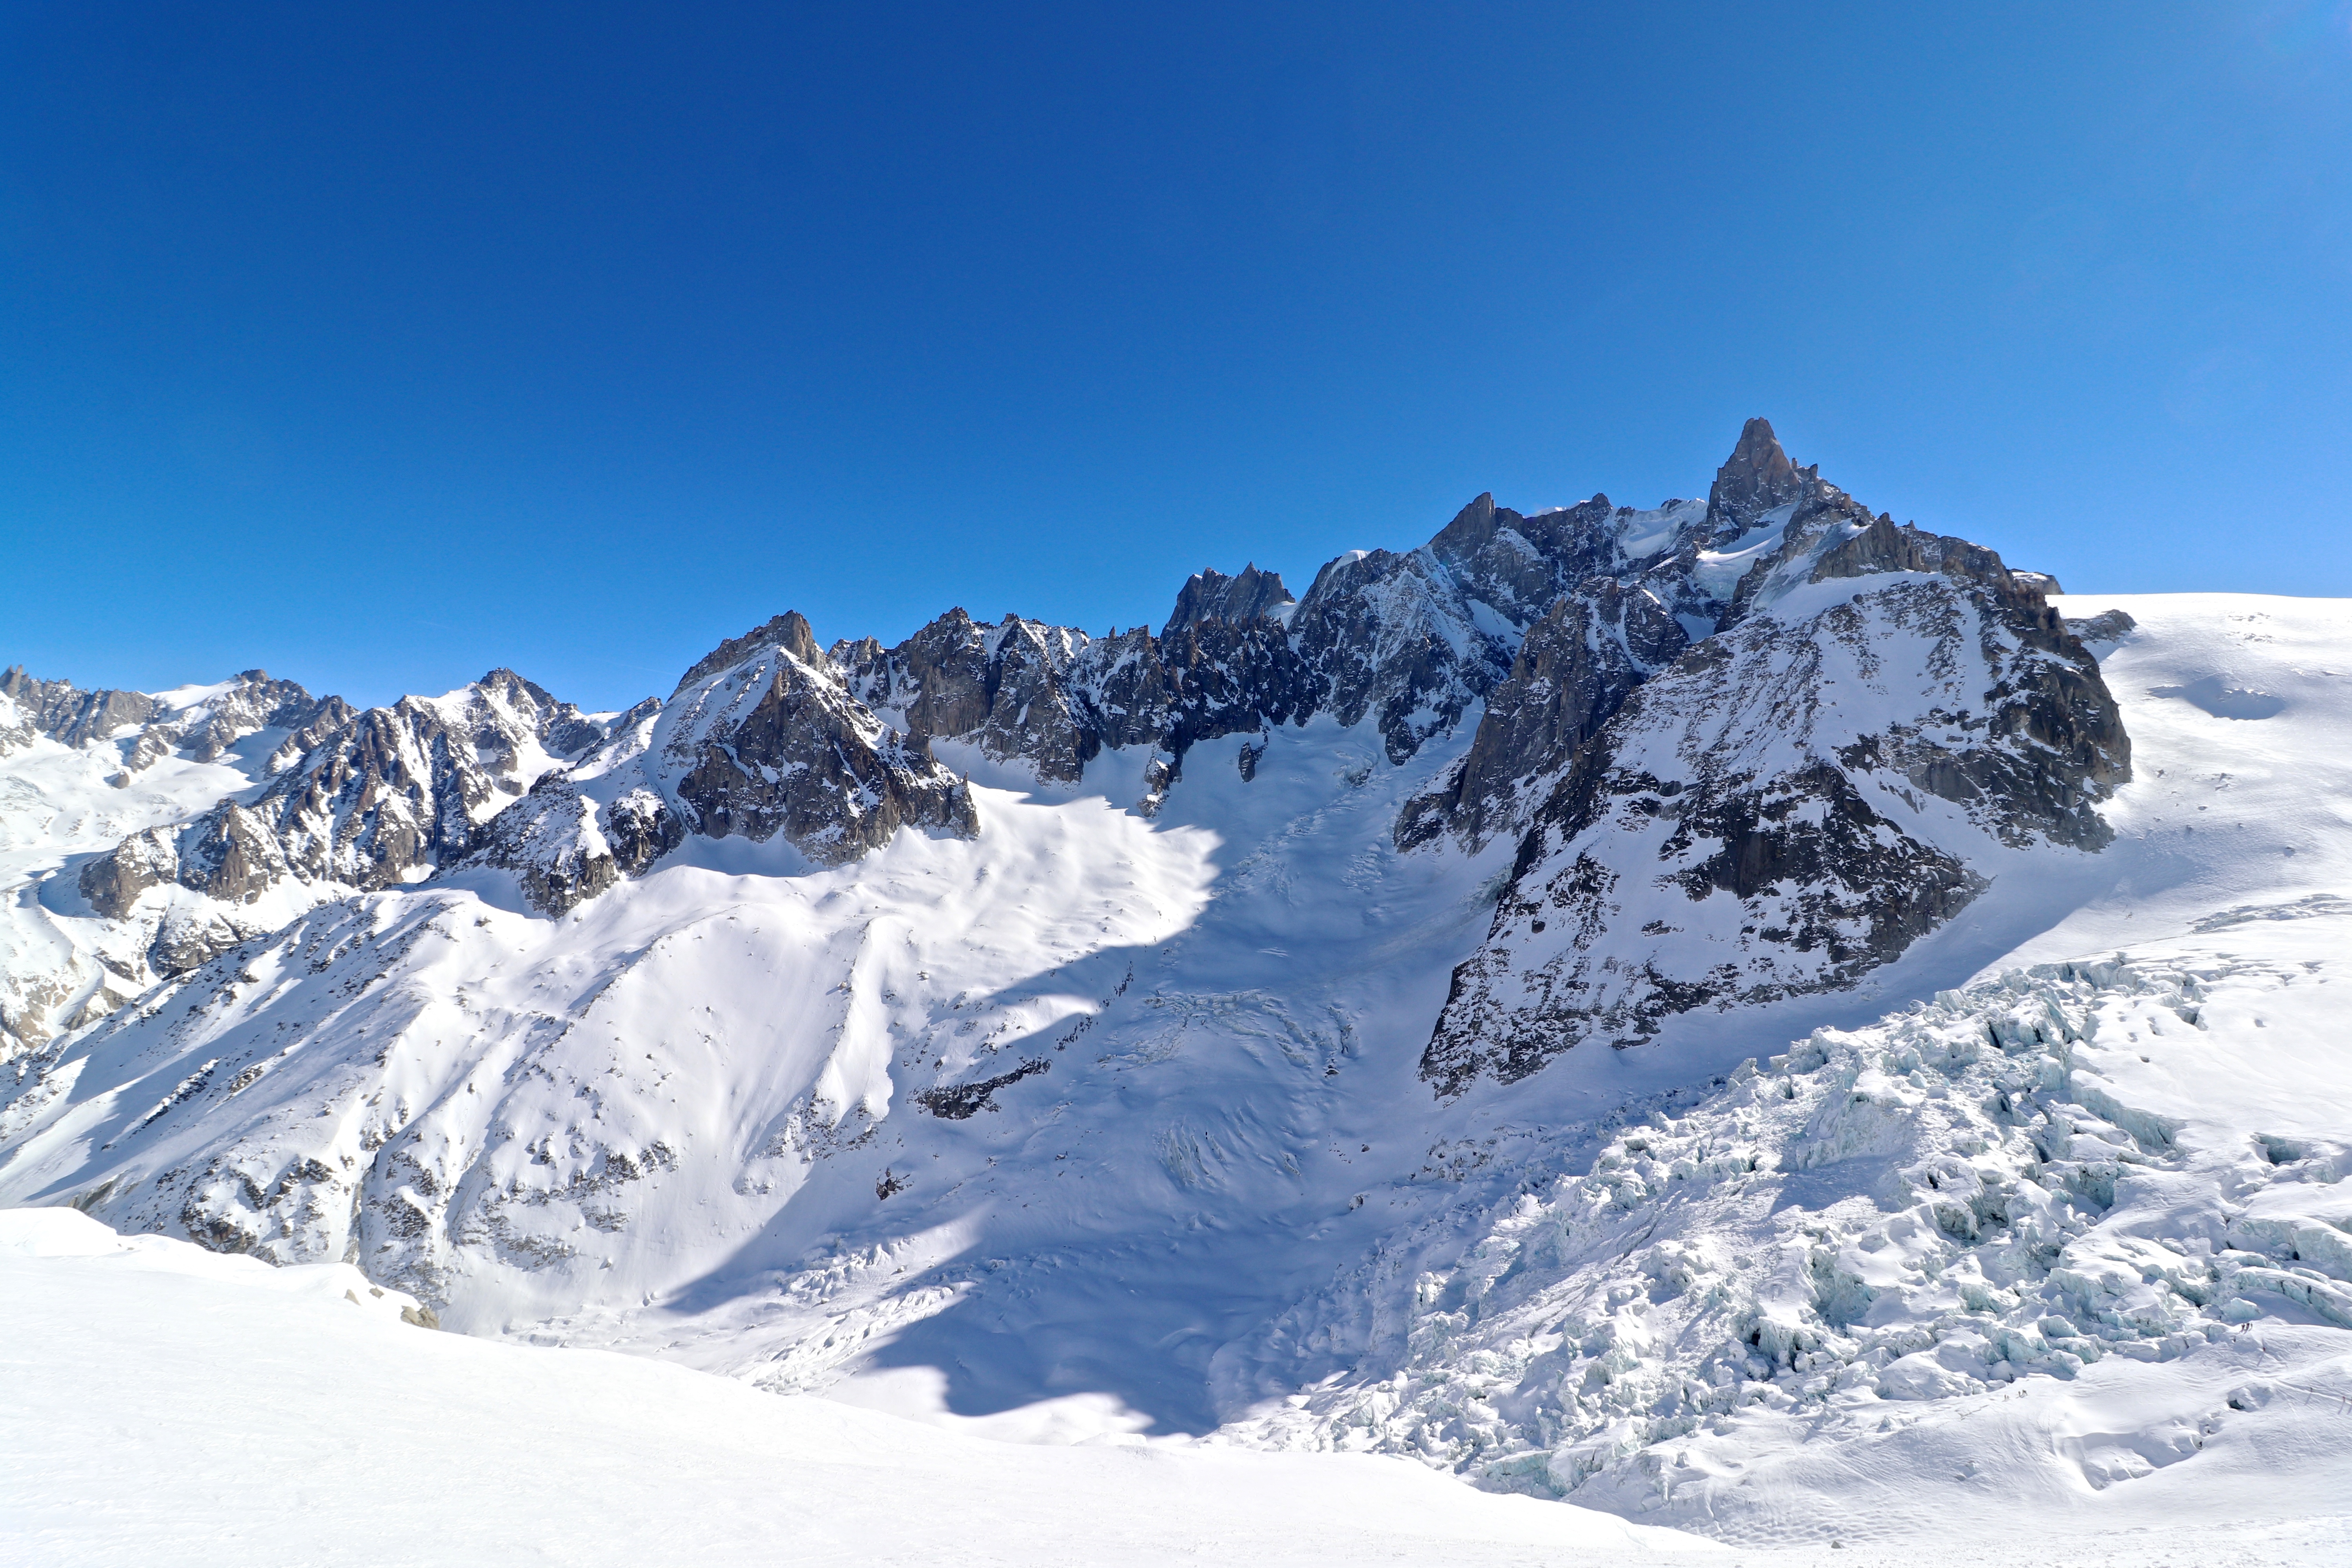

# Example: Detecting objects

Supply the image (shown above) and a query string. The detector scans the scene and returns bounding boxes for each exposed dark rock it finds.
[74,668,614,943]
[1289,545,1517,766]
[1397,577,1688,851]
[1145,615,1315,755]
[470,775,685,918]
[176,802,297,904]
[1163,564,1294,636]
[147,903,277,978]
[0,667,162,748]
[672,612,826,694]
[663,612,979,862]
[1,666,330,775]
[601,780,686,876]
[1706,417,1806,542]
[80,828,181,920]
[912,1057,1051,1118]
[830,488,1728,797]
[840,600,1315,789]
[838,610,1096,782]
[2066,608,2137,646]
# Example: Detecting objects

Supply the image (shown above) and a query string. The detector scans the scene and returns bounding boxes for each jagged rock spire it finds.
[1706,417,1805,540]
[1162,564,1296,637]
[672,611,828,695]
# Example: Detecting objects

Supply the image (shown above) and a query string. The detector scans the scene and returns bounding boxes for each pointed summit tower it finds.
[1705,417,1806,542]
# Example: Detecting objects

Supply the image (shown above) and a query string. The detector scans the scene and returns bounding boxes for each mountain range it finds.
[4,420,2347,1544]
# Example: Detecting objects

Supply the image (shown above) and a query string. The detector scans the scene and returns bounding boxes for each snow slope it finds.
[0,686,299,1057]
[0,1206,1708,1568]
[0,713,1505,1429]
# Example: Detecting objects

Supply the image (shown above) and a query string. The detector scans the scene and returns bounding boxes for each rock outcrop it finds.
[2066,608,2137,647]
[837,493,1735,796]
[1163,564,1295,636]
[661,612,979,859]
[837,611,1098,782]
[0,666,333,777]
[0,667,163,752]
[468,613,980,917]
[1397,578,1688,851]
[838,596,1316,790]
[1420,434,2131,1094]
[1704,416,1806,542]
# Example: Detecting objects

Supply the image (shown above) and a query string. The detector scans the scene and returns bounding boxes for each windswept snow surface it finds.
[0,1207,1708,1568]
[3,594,2351,1559]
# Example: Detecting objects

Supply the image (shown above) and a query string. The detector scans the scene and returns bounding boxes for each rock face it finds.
[838,493,1736,795]
[0,667,163,752]
[837,611,1099,783]
[1163,564,1296,636]
[2066,607,2137,647]
[1705,416,1806,542]
[659,613,978,860]
[466,696,682,918]
[837,597,1317,791]
[1397,577,1688,851]
[1420,439,2131,1095]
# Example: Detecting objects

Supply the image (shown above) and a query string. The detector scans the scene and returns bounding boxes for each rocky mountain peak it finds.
[673,612,831,696]
[1705,416,1806,541]
[776,611,824,666]
[1429,492,1501,557]
[0,664,328,777]
[71,664,615,975]
[1162,564,1295,636]
[1420,450,2132,1093]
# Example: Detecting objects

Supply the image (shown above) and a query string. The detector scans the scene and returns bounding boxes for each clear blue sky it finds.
[5,3,2349,712]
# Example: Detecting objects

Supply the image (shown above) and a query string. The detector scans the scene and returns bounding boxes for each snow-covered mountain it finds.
[4,422,2348,1550]
[0,667,615,1062]
[1421,486,2128,1092]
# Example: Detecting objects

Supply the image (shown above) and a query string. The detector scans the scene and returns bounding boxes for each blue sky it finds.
[5,2,2350,712]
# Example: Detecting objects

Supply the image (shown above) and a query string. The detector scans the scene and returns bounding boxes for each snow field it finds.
[0,1206,1711,1568]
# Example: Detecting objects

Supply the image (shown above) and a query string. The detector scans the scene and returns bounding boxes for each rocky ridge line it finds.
[70,670,611,976]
